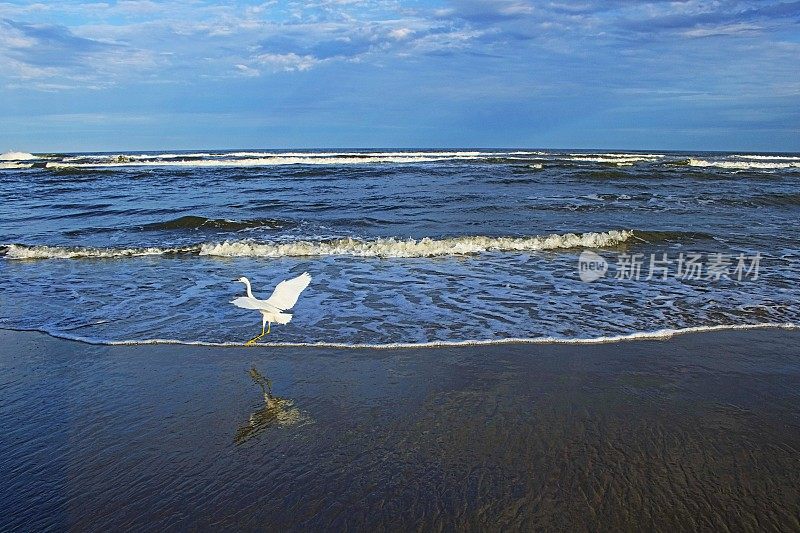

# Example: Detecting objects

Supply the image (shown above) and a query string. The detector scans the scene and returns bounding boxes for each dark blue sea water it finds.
[1,149,798,345]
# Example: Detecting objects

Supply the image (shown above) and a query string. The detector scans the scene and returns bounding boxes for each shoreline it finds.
[2,321,798,349]
[2,327,800,530]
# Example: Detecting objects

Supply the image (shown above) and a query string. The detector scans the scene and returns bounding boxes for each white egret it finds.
[231,272,312,345]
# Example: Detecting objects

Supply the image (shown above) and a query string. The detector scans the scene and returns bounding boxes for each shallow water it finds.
[2,329,799,530]
[1,149,799,345]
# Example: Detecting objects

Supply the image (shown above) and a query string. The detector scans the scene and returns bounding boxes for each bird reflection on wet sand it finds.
[234,366,306,445]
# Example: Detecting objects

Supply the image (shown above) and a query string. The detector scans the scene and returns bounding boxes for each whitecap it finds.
[3,244,200,260]
[45,155,479,168]
[3,230,634,260]
[731,154,800,161]
[689,158,800,170]
[0,151,36,161]
[566,154,662,164]
[198,231,634,258]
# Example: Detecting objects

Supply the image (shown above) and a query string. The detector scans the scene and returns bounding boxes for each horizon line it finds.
[6,146,800,155]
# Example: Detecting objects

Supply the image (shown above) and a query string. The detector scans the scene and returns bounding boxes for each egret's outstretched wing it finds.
[230,296,264,310]
[265,272,311,311]
[231,296,282,312]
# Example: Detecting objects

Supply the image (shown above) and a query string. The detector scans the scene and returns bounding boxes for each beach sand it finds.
[1,328,799,531]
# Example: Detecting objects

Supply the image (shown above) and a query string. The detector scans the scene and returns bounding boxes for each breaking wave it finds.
[6,150,799,172]
[566,153,664,165]
[0,151,36,161]
[45,155,480,168]
[731,154,800,161]
[688,158,800,170]
[60,151,542,162]
[568,153,664,158]
[2,244,197,260]
[226,151,488,158]
[0,162,32,169]
[45,151,549,169]
[198,231,634,257]
[2,230,634,260]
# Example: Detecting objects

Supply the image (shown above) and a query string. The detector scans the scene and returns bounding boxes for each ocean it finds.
[1,149,798,346]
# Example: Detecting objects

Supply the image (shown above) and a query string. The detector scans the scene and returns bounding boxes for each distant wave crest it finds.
[567,153,664,165]
[9,151,800,172]
[689,158,800,170]
[0,162,32,169]
[0,151,36,161]
[32,150,670,169]
[46,153,486,168]
[731,154,800,161]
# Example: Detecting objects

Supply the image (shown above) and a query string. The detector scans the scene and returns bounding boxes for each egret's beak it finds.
[233,278,242,282]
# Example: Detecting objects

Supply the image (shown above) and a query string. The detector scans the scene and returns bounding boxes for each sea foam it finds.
[3,230,634,260]
[566,154,663,165]
[0,151,36,161]
[3,244,198,260]
[0,162,33,169]
[45,155,479,168]
[689,158,800,170]
[15,322,800,349]
[731,154,800,161]
[198,231,633,258]
[568,153,664,159]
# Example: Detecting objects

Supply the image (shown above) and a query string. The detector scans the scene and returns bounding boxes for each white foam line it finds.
[0,151,36,161]
[732,154,800,161]
[229,151,488,158]
[62,151,546,161]
[2,230,635,260]
[568,153,664,159]
[198,231,633,258]
[10,323,799,350]
[45,155,493,168]
[689,158,800,170]
[566,156,660,164]
[0,162,33,169]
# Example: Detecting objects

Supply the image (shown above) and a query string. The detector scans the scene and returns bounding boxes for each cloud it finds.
[0,0,798,93]
[0,18,118,67]
[0,17,160,88]
[256,26,381,60]
[612,1,800,37]
[255,52,319,72]
[234,63,261,77]
[389,27,413,40]
[448,0,535,22]
[681,23,763,38]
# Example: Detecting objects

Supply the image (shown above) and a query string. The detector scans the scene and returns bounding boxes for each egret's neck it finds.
[242,279,254,298]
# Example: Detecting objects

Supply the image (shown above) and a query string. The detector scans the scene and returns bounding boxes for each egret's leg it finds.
[245,333,262,345]
[245,323,267,346]
[267,322,271,335]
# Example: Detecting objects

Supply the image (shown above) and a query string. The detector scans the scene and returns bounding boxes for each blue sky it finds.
[1,0,798,151]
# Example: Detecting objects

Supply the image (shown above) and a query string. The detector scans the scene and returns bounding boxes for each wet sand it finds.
[1,328,799,531]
